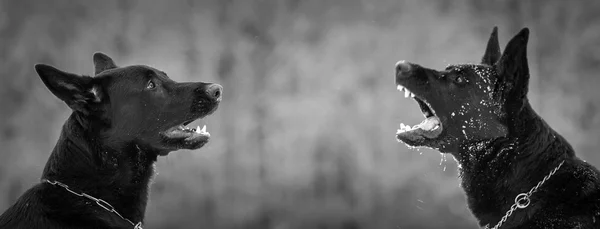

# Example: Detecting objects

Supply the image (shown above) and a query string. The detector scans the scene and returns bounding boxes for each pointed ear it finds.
[481,26,501,65]
[35,64,102,113]
[496,28,530,99]
[93,52,117,75]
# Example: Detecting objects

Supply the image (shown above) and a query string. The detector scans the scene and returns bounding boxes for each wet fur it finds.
[396,28,600,228]
[460,103,600,228]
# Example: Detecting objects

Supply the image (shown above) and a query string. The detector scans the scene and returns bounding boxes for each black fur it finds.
[0,53,222,229]
[394,27,600,228]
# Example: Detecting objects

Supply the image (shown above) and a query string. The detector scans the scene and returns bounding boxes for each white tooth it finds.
[410,93,415,98]
[400,123,405,129]
[195,126,201,133]
[397,127,406,133]
[397,85,404,91]
[201,125,207,133]
[404,90,410,98]
[402,123,410,131]
[432,125,439,130]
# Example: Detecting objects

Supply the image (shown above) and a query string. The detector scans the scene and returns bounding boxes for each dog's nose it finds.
[395,60,412,75]
[206,84,223,101]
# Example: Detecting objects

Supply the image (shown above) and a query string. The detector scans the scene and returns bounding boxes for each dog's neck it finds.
[40,112,157,226]
[454,103,573,227]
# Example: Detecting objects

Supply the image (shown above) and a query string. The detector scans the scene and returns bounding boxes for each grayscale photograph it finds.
[1,1,599,228]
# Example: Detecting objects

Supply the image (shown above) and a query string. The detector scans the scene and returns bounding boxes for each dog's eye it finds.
[146,81,156,89]
[454,76,467,85]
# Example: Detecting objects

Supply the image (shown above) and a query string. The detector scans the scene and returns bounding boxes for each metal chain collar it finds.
[484,160,565,229]
[42,179,143,229]
[40,160,565,229]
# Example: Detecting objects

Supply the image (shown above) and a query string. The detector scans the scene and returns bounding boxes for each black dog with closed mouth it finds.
[394,27,600,228]
[0,53,222,229]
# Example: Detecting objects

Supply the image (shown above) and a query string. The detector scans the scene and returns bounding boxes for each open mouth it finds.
[395,84,443,143]
[161,119,211,150]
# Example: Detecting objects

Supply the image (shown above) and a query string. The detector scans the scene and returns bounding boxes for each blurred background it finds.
[1,0,600,228]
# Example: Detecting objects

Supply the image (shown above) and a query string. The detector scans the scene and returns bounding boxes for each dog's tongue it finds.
[403,116,441,139]
[419,116,440,131]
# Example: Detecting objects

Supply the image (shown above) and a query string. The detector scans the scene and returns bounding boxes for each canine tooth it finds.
[195,125,201,133]
[410,93,415,98]
[432,125,439,130]
[404,90,410,98]
[201,125,207,133]
[397,85,404,91]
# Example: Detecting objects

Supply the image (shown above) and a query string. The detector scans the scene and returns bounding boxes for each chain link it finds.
[42,179,143,229]
[484,160,564,229]
[42,160,564,229]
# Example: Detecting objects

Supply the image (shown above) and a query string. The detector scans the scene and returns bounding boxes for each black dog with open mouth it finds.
[0,53,222,229]
[394,27,600,228]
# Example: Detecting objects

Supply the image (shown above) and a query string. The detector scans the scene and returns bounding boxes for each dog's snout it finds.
[395,60,412,76]
[206,84,223,101]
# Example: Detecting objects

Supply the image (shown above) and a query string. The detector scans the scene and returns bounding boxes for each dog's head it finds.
[36,53,222,155]
[394,27,531,153]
